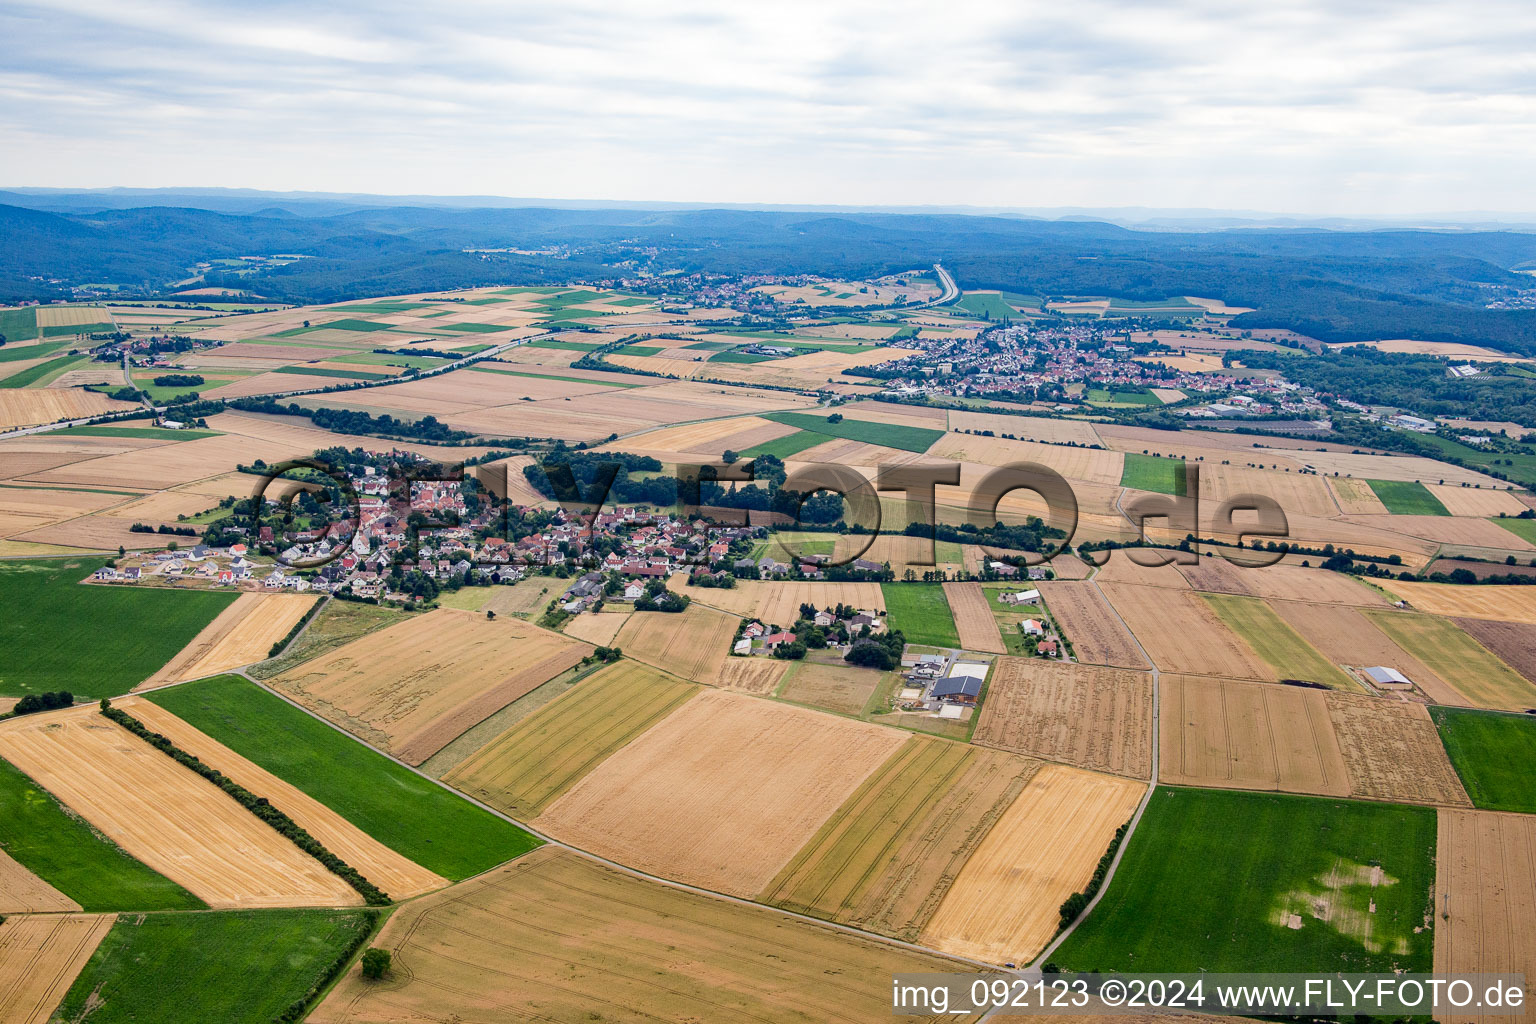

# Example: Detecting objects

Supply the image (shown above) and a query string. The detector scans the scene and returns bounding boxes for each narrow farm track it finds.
[123,666,1003,976]
[1018,559,1163,974]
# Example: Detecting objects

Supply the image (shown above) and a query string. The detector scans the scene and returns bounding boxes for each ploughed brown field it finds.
[1435,810,1536,1024]
[1037,581,1149,668]
[973,659,1153,779]
[272,607,591,765]
[1451,617,1536,685]
[534,689,907,897]
[310,846,978,1024]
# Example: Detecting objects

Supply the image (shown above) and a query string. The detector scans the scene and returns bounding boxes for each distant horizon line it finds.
[5,185,1536,228]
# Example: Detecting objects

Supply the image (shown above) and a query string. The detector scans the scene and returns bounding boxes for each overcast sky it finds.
[1,0,1532,214]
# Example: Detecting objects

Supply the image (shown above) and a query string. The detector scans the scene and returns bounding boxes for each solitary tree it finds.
[360,948,391,980]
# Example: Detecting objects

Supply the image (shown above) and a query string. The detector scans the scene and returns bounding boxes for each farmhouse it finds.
[932,675,982,705]
[1021,618,1046,637]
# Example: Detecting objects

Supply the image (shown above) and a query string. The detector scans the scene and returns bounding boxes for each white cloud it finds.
[0,0,1531,214]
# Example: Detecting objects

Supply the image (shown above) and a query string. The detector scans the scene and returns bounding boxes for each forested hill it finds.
[4,199,1536,354]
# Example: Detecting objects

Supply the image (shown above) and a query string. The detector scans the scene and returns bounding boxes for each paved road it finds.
[925,263,960,306]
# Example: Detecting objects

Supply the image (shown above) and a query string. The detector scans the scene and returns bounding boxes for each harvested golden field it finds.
[0,849,78,913]
[1159,675,1352,796]
[944,582,1006,653]
[272,608,591,765]
[1099,582,1275,679]
[1328,476,1389,514]
[0,707,358,908]
[1177,560,1385,606]
[612,602,737,684]
[713,655,789,694]
[24,433,311,491]
[1269,600,1470,707]
[1434,809,1536,1024]
[444,661,698,817]
[121,697,448,898]
[1426,485,1529,517]
[480,577,558,617]
[921,765,1145,965]
[535,689,907,897]
[760,736,1040,939]
[973,659,1153,779]
[834,532,964,575]
[676,577,885,625]
[1198,464,1338,518]
[141,592,318,686]
[1361,609,1536,711]
[35,305,106,328]
[1293,450,1501,486]
[0,389,137,431]
[1090,556,1192,587]
[946,410,1102,444]
[1325,694,1470,806]
[597,414,793,458]
[1344,514,1536,550]
[560,609,631,646]
[1382,580,1536,624]
[1039,581,1149,668]
[0,913,114,1024]
[778,659,883,713]
[310,846,973,1024]
[928,433,1124,483]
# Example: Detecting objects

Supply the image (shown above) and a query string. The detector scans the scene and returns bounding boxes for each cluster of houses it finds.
[730,607,886,656]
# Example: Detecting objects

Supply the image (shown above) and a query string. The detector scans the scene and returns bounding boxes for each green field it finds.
[1086,387,1159,406]
[0,352,82,388]
[1366,479,1450,515]
[749,531,837,562]
[0,756,203,911]
[1494,516,1536,544]
[1119,452,1186,495]
[953,292,1020,319]
[536,307,607,322]
[0,558,238,697]
[468,364,641,388]
[709,350,772,363]
[41,321,114,337]
[1406,432,1536,490]
[525,338,602,352]
[129,374,236,402]
[144,675,539,879]
[431,321,516,333]
[277,318,392,336]
[272,365,394,381]
[330,351,452,369]
[1054,788,1436,973]
[880,582,961,647]
[762,411,944,454]
[0,339,68,363]
[738,429,830,460]
[0,305,40,342]
[54,907,376,1024]
[328,301,436,313]
[56,424,220,440]
[1107,296,1198,309]
[1203,594,1356,688]
[534,289,607,307]
[1429,706,1536,812]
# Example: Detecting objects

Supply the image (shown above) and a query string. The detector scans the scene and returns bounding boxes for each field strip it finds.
[0,913,114,1024]
[197,667,1006,973]
[0,706,359,908]
[140,592,318,687]
[119,696,449,898]
[0,848,80,914]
